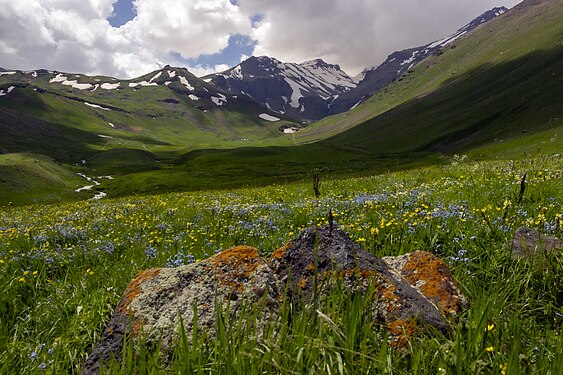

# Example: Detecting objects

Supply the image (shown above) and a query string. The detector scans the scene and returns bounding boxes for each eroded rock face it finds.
[511,227,562,259]
[83,226,468,373]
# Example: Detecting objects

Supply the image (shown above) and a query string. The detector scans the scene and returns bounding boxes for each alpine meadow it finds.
[0,0,561,374]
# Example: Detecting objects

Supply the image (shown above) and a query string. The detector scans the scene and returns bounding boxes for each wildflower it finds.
[30,351,37,360]
[23,270,29,276]
[486,346,494,353]
[500,363,507,375]
[18,277,25,283]
[39,363,47,369]
[487,323,495,332]
[86,269,94,275]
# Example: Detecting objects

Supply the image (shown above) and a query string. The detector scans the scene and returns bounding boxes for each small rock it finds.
[511,227,562,259]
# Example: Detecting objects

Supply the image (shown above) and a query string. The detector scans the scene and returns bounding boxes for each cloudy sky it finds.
[0,0,521,78]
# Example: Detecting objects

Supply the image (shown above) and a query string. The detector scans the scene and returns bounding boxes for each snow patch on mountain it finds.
[230,65,243,80]
[259,113,280,122]
[211,93,227,106]
[84,102,112,111]
[129,81,157,87]
[0,71,16,76]
[0,86,15,97]
[285,78,304,108]
[179,76,194,91]
[62,80,93,90]
[188,94,199,101]
[149,72,162,82]
[101,82,120,90]
[50,74,67,83]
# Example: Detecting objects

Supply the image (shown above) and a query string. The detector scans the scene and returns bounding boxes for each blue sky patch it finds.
[108,0,137,27]
[174,34,256,70]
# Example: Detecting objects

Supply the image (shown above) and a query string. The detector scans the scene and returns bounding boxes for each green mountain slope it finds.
[292,0,563,144]
[0,67,298,163]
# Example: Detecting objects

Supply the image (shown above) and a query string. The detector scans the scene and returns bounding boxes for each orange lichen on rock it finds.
[118,268,162,314]
[402,251,465,315]
[374,276,399,313]
[338,268,374,280]
[298,276,308,289]
[210,246,263,291]
[271,242,292,260]
[388,319,418,348]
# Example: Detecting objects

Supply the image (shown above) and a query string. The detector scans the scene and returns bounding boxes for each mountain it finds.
[329,7,508,114]
[205,57,358,121]
[204,7,507,122]
[0,66,299,164]
[1,0,561,205]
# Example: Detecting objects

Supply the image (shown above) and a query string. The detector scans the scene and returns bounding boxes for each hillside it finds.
[292,0,563,144]
[0,67,299,164]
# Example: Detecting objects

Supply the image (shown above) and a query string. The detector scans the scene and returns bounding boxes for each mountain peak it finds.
[300,58,342,71]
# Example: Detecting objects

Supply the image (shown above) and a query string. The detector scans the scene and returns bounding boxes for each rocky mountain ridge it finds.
[0,6,509,125]
[205,56,358,121]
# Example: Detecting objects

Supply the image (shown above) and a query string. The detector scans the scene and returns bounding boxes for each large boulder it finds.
[82,246,283,375]
[270,225,467,345]
[83,226,468,373]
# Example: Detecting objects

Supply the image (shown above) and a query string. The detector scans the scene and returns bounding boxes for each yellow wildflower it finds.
[487,323,495,331]
[486,346,494,353]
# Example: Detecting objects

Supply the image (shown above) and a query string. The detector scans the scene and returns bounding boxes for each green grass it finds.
[0,154,561,373]
[0,153,89,206]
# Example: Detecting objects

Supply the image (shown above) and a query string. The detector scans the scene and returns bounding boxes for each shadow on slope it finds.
[325,47,562,154]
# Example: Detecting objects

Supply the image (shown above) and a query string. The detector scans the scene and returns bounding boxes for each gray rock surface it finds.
[511,227,562,259]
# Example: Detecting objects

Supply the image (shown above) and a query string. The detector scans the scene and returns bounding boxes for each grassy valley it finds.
[0,1,562,373]
[0,155,561,373]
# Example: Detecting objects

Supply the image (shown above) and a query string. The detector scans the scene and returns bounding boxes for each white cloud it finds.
[0,0,250,78]
[0,0,523,78]
[239,0,522,75]
[123,0,250,58]
[188,64,231,77]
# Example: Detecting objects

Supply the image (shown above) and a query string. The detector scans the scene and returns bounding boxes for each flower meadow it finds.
[0,156,562,374]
